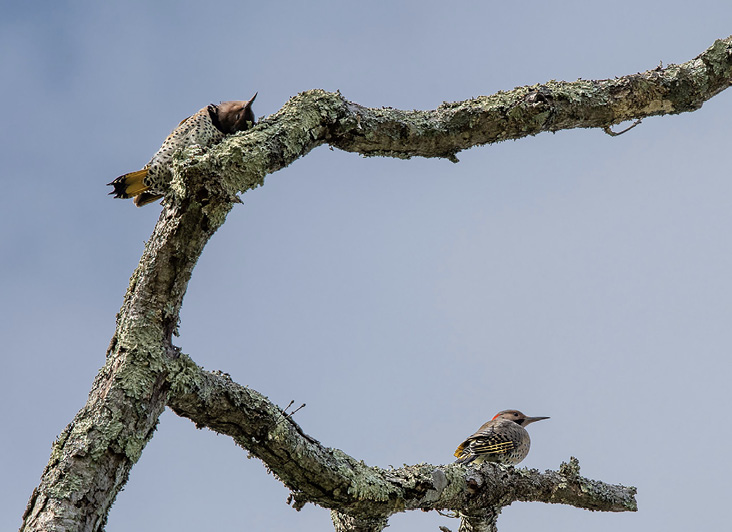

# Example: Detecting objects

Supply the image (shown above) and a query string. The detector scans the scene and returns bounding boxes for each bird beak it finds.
[524,416,550,425]
[248,92,257,105]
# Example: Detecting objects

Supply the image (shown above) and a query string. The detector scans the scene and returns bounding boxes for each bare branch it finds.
[458,510,498,532]
[331,511,389,532]
[166,356,637,525]
[603,119,643,136]
[186,36,732,200]
[21,196,236,532]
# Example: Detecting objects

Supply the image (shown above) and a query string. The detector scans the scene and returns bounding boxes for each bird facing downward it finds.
[454,410,549,466]
[108,93,257,207]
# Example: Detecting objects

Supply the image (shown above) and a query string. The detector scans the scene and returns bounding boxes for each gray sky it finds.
[3,2,732,531]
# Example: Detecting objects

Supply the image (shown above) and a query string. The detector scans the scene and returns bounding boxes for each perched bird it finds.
[109,93,257,207]
[454,410,549,466]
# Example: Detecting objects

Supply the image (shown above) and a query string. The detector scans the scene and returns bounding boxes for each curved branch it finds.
[188,35,732,197]
[21,195,237,532]
[167,356,637,527]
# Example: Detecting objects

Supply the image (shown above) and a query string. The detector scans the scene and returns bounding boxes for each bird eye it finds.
[234,113,240,121]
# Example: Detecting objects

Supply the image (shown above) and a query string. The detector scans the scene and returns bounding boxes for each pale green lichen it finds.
[440,466,467,502]
[346,465,399,503]
[123,433,151,462]
[559,456,581,478]
[47,470,86,499]
[328,450,400,503]
[168,356,204,397]
[91,420,125,458]
[119,356,164,399]
[48,428,71,465]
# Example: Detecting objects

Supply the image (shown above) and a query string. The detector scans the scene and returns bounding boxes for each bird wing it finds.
[468,436,516,455]
[455,425,518,459]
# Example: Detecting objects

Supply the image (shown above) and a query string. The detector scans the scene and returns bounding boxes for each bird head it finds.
[216,93,257,134]
[492,410,550,427]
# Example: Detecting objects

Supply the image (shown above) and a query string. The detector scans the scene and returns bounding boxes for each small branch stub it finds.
[603,119,642,136]
[167,360,638,524]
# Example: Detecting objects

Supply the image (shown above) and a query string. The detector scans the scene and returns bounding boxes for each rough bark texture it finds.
[166,356,637,519]
[331,511,390,532]
[458,510,499,532]
[21,194,235,532]
[20,36,732,532]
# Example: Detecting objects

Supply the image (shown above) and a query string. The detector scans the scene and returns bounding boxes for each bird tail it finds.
[108,169,149,198]
[454,442,476,464]
[454,453,476,465]
[108,168,163,207]
[133,192,164,207]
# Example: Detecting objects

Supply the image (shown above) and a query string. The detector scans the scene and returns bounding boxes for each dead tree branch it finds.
[21,35,730,532]
[166,356,636,530]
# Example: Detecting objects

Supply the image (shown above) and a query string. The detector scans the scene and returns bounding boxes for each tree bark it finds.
[21,197,234,532]
[458,510,499,532]
[21,35,732,531]
[166,355,636,517]
[331,511,390,532]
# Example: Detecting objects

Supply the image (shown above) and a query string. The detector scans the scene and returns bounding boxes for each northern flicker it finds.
[454,410,549,466]
[108,93,257,207]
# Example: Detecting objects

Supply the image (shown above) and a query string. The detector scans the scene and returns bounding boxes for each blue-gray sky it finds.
[3,2,732,531]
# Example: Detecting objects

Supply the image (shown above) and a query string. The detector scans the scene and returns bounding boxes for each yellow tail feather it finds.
[120,169,149,196]
[108,168,150,200]
[454,443,466,458]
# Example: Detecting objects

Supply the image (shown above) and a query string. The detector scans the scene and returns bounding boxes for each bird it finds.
[108,93,257,207]
[454,410,549,466]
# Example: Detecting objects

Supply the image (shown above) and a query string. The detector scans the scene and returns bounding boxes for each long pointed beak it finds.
[524,416,550,425]
[249,92,257,105]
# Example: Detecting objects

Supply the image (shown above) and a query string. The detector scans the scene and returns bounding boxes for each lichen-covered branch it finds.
[20,193,237,531]
[20,34,726,532]
[331,511,389,532]
[167,355,636,530]
[191,35,732,198]
[458,509,499,532]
